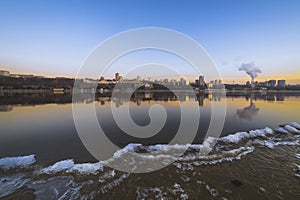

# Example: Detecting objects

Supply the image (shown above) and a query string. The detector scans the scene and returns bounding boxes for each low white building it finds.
[0,70,10,76]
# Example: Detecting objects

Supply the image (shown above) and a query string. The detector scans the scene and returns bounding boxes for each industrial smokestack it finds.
[251,77,255,89]
[238,62,262,89]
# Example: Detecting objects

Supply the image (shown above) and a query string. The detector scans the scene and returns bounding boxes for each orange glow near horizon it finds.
[1,68,299,85]
[222,74,300,85]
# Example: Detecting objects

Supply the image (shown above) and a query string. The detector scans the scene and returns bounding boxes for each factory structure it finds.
[247,79,286,89]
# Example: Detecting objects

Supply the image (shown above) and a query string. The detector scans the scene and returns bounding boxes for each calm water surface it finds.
[0,91,299,199]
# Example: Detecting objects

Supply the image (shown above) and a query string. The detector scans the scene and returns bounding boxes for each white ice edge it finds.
[264,140,299,149]
[284,125,300,134]
[146,137,216,152]
[39,159,103,175]
[190,146,255,166]
[1,122,299,173]
[289,122,300,129]
[274,127,290,134]
[218,127,273,143]
[0,155,36,170]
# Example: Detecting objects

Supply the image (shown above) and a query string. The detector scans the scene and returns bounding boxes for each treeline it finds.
[0,76,75,90]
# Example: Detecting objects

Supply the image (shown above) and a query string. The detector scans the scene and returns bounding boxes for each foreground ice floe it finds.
[0,174,31,198]
[295,153,300,178]
[112,143,142,158]
[263,140,299,149]
[0,155,36,170]
[289,122,300,129]
[283,125,300,134]
[274,127,290,134]
[180,146,255,167]
[218,127,273,144]
[40,159,103,175]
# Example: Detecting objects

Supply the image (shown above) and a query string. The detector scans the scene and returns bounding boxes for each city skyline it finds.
[0,69,294,90]
[0,0,300,84]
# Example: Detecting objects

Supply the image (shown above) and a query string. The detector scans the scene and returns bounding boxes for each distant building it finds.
[257,81,268,87]
[277,80,286,88]
[84,78,98,83]
[53,88,65,94]
[207,79,225,90]
[9,74,20,78]
[18,74,35,79]
[115,73,120,81]
[169,79,177,86]
[180,78,185,85]
[198,76,206,89]
[184,80,190,86]
[179,78,189,86]
[268,80,276,88]
[246,81,251,87]
[0,70,10,76]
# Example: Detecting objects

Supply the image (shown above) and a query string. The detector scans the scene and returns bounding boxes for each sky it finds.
[0,0,300,84]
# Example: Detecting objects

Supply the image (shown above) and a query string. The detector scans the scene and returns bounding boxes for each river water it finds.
[0,91,299,199]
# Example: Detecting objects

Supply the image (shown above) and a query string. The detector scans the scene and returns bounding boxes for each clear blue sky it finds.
[0,0,300,83]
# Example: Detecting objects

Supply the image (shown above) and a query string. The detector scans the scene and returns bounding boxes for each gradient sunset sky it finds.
[0,0,299,84]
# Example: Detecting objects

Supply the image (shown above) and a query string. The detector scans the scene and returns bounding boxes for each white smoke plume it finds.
[238,62,262,81]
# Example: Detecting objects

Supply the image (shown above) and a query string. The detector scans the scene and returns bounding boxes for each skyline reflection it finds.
[0,91,299,112]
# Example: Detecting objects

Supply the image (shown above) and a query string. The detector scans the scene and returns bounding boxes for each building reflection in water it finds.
[266,93,276,102]
[1,91,291,112]
[196,92,204,106]
[236,95,259,120]
[0,91,229,111]
[276,93,285,101]
[207,92,225,102]
[110,91,202,107]
[0,105,13,112]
